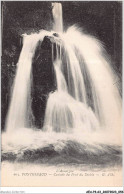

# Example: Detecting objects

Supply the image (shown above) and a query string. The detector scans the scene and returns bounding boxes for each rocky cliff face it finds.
[32,36,57,129]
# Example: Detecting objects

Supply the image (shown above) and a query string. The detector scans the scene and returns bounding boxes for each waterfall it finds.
[44,4,121,135]
[43,35,100,133]
[5,3,121,139]
[5,31,51,132]
[5,35,36,132]
[52,2,63,32]
[63,26,122,133]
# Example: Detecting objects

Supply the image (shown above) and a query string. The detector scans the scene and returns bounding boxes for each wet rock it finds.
[32,38,57,128]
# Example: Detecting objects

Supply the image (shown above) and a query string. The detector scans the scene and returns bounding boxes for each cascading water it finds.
[3,3,122,166]
[5,30,52,132]
[43,3,121,136]
[43,35,100,133]
[52,2,63,32]
[5,2,121,136]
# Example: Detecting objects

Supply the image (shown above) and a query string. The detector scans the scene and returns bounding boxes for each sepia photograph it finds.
[1,1,123,187]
